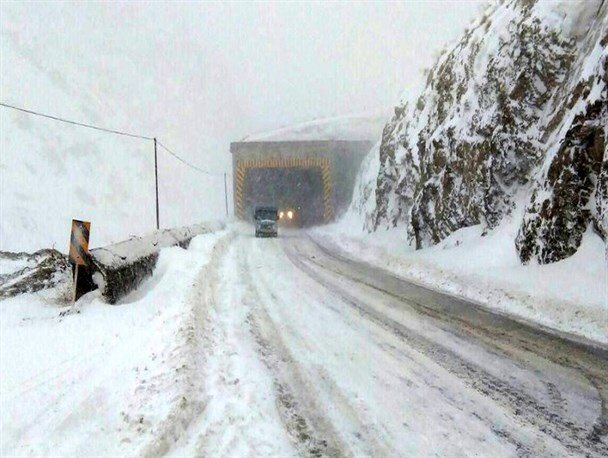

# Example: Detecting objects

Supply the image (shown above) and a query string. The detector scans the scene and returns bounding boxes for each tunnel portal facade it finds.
[231,140,372,226]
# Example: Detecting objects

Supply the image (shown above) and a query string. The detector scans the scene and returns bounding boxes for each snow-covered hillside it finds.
[0,29,385,255]
[0,10,228,253]
[350,0,607,265]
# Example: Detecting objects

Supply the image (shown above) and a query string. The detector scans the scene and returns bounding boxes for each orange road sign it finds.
[69,219,91,266]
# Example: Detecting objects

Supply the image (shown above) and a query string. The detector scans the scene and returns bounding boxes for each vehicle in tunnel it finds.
[254,206,279,238]
[279,206,299,227]
[231,141,374,227]
[245,167,324,227]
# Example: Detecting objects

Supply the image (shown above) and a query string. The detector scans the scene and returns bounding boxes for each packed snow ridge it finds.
[241,112,388,143]
[350,0,608,265]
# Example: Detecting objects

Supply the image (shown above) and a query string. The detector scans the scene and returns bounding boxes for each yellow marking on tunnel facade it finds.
[235,157,332,222]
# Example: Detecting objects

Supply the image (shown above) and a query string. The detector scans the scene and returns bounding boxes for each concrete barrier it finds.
[89,222,224,304]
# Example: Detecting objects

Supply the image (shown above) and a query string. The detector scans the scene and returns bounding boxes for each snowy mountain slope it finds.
[0,13,227,253]
[350,0,607,264]
[0,20,385,255]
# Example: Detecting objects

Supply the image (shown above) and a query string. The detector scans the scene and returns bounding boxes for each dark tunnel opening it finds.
[244,167,324,227]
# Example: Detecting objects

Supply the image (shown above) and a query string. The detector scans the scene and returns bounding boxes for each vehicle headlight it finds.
[279,211,284,219]
[287,210,294,219]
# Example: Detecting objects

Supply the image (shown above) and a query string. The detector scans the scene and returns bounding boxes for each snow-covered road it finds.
[2,225,607,457]
[170,226,607,457]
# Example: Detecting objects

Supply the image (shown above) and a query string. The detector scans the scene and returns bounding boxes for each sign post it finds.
[69,219,91,304]
[154,138,160,230]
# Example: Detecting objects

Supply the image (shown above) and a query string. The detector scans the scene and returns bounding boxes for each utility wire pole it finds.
[0,103,230,231]
[224,172,229,218]
[154,138,160,230]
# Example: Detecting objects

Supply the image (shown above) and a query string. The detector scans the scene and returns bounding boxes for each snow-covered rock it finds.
[0,249,70,299]
[351,0,607,264]
[516,24,608,262]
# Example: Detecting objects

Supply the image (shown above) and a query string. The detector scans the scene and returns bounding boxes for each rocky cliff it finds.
[351,0,607,264]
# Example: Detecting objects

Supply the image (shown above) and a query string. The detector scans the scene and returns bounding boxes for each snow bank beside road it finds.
[314,215,608,345]
[90,221,224,303]
[0,230,227,457]
[90,222,224,267]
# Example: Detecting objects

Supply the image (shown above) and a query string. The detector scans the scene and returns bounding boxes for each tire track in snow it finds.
[240,238,349,458]
[138,232,233,458]
[283,238,607,457]
[166,233,296,458]
[306,233,608,448]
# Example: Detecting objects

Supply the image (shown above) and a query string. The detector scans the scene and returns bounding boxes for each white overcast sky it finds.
[2,1,486,173]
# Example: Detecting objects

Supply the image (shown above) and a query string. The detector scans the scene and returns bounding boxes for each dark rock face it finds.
[516,26,608,263]
[373,118,405,229]
[596,141,608,239]
[517,99,607,263]
[354,0,608,264]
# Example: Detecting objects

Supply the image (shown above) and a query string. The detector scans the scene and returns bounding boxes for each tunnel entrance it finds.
[232,141,373,225]
[234,156,333,224]
[244,167,324,226]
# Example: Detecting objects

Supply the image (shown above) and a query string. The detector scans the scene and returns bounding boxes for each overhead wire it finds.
[0,102,153,140]
[156,140,225,177]
[0,101,228,176]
